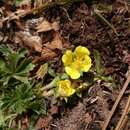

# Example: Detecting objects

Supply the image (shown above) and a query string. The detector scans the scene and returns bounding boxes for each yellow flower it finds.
[62,50,73,66]
[62,46,92,79]
[57,80,75,97]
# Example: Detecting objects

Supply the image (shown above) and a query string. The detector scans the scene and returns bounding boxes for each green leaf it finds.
[18,48,28,57]
[0,110,16,127]
[94,49,104,75]
[16,60,35,74]
[0,45,35,85]
[31,99,47,115]
[7,53,22,72]
[0,59,5,70]
[101,76,113,82]
[0,45,12,56]
[13,75,29,84]
[48,68,56,77]
[1,83,35,114]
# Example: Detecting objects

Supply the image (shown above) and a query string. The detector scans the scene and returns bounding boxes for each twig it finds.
[93,9,118,36]
[117,114,128,130]
[118,104,130,130]
[2,0,84,23]
[102,74,130,130]
[115,95,130,130]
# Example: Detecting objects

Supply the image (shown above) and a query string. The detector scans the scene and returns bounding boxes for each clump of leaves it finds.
[0,45,46,129]
[2,84,34,114]
[0,82,46,129]
[1,82,46,114]
[0,45,34,87]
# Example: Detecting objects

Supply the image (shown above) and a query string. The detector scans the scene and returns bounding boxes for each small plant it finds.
[0,45,35,86]
[2,83,35,115]
[0,45,46,129]
[0,45,113,129]
[62,46,92,79]
[42,46,92,99]
[94,49,113,82]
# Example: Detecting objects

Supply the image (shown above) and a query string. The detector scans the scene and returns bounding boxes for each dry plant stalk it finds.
[115,95,130,130]
[102,73,130,130]
[93,9,118,36]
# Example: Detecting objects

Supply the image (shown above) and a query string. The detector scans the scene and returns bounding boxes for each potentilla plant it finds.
[41,46,92,100]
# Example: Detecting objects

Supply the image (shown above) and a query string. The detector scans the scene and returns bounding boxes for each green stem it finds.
[41,77,60,91]
[42,90,54,97]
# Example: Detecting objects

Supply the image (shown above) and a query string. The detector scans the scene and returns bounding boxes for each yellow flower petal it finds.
[74,46,90,60]
[57,80,75,97]
[62,46,92,79]
[81,55,92,72]
[65,66,80,79]
[62,50,73,66]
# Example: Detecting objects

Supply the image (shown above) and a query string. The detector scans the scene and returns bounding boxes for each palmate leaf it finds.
[1,83,46,116]
[0,45,35,84]
[1,83,35,114]
[0,45,13,56]
[16,59,35,75]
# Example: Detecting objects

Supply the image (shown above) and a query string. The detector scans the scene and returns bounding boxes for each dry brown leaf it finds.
[44,32,63,50]
[40,47,57,60]
[83,113,92,124]
[8,9,29,21]
[36,20,59,32]
[35,115,53,130]
[36,63,48,79]
[16,31,42,52]
[51,22,59,31]
[15,20,26,30]
[48,105,59,115]
[18,0,31,9]
[2,8,31,24]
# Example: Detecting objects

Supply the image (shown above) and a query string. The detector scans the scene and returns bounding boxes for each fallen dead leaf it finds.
[83,113,92,124]
[35,115,53,130]
[15,20,26,30]
[40,47,57,60]
[16,31,42,52]
[36,20,59,32]
[5,9,29,22]
[18,0,31,9]
[44,32,63,50]
[48,105,59,115]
